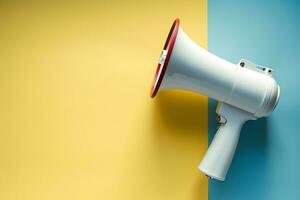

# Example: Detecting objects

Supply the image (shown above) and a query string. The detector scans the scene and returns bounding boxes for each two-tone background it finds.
[0,0,299,200]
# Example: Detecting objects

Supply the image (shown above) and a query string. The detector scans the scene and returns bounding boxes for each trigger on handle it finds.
[216,115,226,124]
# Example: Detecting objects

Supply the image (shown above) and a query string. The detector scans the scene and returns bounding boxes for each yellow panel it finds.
[0,1,207,200]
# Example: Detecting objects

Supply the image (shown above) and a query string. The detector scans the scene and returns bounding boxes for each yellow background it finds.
[0,1,207,199]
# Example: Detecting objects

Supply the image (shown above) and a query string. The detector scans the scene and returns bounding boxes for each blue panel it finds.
[208,0,300,199]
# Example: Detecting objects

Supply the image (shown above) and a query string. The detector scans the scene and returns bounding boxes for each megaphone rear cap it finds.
[150,18,180,97]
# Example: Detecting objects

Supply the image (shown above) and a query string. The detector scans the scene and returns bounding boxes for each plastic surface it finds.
[154,21,280,117]
[151,19,280,181]
[199,103,256,180]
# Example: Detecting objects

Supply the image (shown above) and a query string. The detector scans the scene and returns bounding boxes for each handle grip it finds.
[198,103,256,181]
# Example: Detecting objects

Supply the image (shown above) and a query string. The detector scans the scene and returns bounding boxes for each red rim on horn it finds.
[150,18,180,97]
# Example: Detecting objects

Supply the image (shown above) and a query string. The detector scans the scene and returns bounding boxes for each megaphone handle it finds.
[198,102,256,181]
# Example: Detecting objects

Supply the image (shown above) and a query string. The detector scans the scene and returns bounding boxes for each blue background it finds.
[208,0,300,199]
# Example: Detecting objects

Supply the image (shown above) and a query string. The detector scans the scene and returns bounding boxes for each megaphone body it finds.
[150,19,280,181]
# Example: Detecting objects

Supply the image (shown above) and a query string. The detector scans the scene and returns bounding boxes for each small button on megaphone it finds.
[150,19,280,181]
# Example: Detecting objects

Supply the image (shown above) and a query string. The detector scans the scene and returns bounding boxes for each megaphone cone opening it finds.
[150,18,180,98]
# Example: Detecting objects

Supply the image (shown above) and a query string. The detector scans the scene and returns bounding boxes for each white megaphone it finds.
[150,19,280,181]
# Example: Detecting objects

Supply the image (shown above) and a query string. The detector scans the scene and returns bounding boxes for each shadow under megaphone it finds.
[149,90,208,199]
[152,90,207,134]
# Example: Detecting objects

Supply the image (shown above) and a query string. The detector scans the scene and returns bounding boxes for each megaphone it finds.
[150,19,280,181]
